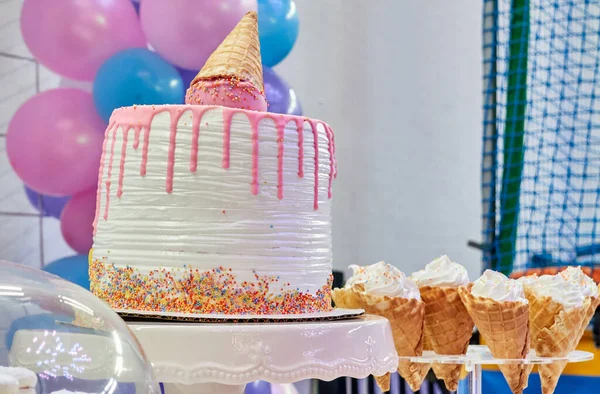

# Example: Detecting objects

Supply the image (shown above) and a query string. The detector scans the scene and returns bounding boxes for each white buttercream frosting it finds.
[346,261,420,299]
[92,106,334,297]
[526,274,587,310]
[559,267,598,298]
[410,255,469,287]
[471,270,527,303]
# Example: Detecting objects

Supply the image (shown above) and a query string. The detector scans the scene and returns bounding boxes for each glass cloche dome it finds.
[0,260,160,394]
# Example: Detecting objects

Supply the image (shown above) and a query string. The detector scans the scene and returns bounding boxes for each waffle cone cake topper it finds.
[185,11,268,111]
[193,11,263,90]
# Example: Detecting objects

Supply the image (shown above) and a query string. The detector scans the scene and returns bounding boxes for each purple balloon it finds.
[263,67,302,116]
[24,186,70,219]
[246,380,271,394]
[177,67,197,96]
[40,377,135,394]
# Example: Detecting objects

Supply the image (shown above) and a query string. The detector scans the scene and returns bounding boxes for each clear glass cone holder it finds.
[400,345,593,394]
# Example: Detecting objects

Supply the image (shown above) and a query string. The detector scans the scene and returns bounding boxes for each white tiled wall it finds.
[0,0,72,268]
[0,0,29,57]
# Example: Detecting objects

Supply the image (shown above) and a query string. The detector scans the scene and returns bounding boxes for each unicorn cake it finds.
[90,12,337,315]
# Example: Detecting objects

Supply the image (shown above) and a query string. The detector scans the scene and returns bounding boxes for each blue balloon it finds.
[43,255,90,290]
[24,185,70,219]
[93,48,184,123]
[258,0,299,67]
[245,381,271,394]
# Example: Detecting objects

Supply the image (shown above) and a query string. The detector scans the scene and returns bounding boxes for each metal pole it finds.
[497,0,530,274]
[481,0,499,272]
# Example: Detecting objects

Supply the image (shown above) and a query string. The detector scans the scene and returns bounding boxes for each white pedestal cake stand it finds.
[127,315,398,394]
[402,345,593,394]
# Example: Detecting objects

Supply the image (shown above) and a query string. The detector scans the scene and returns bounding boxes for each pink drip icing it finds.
[295,119,304,178]
[222,109,234,169]
[331,125,337,179]
[307,120,319,210]
[166,109,186,193]
[133,125,142,149]
[324,124,334,199]
[140,126,151,176]
[104,126,118,220]
[250,115,260,195]
[189,108,210,172]
[100,105,335,219]
[93,122,114,235]
[116,127,129,198]
[275,118,285,200]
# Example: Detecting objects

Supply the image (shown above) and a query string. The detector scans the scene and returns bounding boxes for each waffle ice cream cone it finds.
[422,328,433,351]
[374,374,391,392]
[526,287,588,394]
[191,11,264,91]
[420,286,474,392]
[331,285,364,310]
[559,268,600,341]
[525,284,599,394]
[357,291,429,392]
[421,328,433,377]
[576,290,600,341]
[458,284,530,394]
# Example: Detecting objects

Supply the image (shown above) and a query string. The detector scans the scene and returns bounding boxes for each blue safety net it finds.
[482,0,600,275]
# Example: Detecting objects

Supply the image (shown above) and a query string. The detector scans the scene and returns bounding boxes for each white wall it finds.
[276,1,484,278]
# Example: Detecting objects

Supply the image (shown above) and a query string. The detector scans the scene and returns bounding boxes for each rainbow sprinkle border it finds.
[90,260,333,315]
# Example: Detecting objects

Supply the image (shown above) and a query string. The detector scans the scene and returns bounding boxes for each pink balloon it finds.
[21,0,146,81]
[59,77,93,93]
[140,0,256,70]
[61,189,96,254]
[6,89,105,197]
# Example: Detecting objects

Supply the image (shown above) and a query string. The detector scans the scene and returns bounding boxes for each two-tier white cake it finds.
[90,12,336,315]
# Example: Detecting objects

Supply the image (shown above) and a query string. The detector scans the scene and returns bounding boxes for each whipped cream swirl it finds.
[346,261,420,299]
[471,270,527,303]
[559,267,598,298]
[527,274,587,310]
[410,255,469,287]
[516,274,538,286]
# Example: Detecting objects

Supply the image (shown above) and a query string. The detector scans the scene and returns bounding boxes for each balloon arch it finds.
[9,0,301,268]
